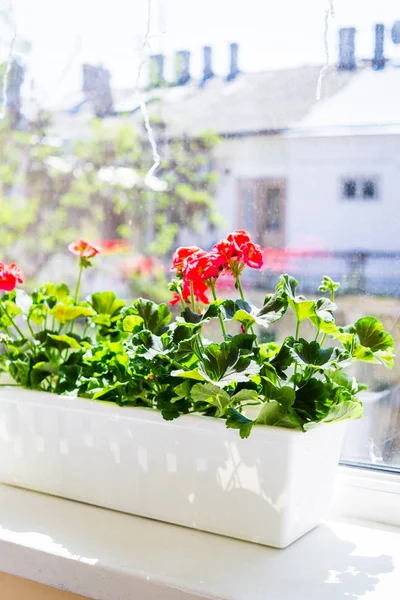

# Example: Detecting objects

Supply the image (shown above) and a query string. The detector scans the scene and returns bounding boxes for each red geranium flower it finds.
[212,238,239,262]
[68,239,101,258]
[170,246,201,275]
[227,229,251,248]
[183,250,224,282]
[242,242,264,269]
[0,262,24,292]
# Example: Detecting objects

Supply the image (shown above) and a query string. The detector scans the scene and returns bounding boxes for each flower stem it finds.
[210,283,227,339]
[74,262,84,304]
[178,288,186,310]
[293,318,301,390]
[189,280,196,312]
[235,275,257,340]
[0,301,26,340]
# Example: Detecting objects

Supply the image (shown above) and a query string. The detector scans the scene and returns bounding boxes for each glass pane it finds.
[266,188,281,231]
[0,0,399,473]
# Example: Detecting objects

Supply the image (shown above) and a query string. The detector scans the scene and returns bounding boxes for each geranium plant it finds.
[0,232,394,438]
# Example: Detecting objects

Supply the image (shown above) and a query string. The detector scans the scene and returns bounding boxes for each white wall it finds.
[286,134,400,252]
[212,135,287,241]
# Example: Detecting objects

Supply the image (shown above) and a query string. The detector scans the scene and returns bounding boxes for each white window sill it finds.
[0,481,399,600]
[331,465,400,528]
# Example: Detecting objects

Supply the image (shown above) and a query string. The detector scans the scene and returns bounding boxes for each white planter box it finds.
[0,387,346,548]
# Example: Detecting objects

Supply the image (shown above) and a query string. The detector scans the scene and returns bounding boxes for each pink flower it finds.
[68,239,101,259]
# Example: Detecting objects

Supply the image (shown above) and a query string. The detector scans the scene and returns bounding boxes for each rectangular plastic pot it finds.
[0,387,346,548]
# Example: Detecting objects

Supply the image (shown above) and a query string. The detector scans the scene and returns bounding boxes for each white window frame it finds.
[331,465,400,527]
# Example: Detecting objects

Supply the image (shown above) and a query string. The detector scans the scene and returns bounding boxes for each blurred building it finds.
[46,24,400,294]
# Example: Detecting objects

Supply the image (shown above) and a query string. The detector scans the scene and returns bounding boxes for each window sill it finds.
[0,483,399,600]
[331,465,400,528]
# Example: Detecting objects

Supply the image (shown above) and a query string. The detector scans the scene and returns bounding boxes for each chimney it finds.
[149,54,165,88]
[174,50,191,85]
[202,46,214,83]
[6,56,25,123]
[373,24,385,70]
[338,28,356,71]
[227,43,240,81]
[82,64,114,118]
[391,20,400,44]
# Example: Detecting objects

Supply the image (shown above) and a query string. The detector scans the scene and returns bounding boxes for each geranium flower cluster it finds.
[0,262,24,292]
[170,230,263,306]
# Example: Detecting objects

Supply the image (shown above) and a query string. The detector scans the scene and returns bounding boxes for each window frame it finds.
[331,464,400,527]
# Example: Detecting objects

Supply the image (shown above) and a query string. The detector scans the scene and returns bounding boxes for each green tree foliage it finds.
[0,114,219,282]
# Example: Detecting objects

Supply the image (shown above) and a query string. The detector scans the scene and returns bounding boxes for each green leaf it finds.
[121,315,143,332]
[230,388,259,404]
[50,303,94,324]
[91,291,126,316]
[255,292,288,326]
[32,361,59,375]
[259,342,280,360]
[343,318,395,369]
[191,382,231,413]
[255,400,299,428]
[48,334,81,349]
[131,330,169,360]
[92,381,124,400]
[225,408,254,438]
[262,380,296,408]
[122,299,171,335]
[293,378,327,421]
[277,274,315,323]
[288,338,347,369]
[171,380,192,402]
[0,300,22,327]
[178,304,220,326]
[171,368,206,382]
[8,359,30,386]
[221,295,287,330]
[314,297,336,323]
[269,341,293,378]
[353,317,394,353]
[42,283,70,301]
[328,370,367,395]
[198,340,260,388]
[304,400,363,430]
[92,314,112,327]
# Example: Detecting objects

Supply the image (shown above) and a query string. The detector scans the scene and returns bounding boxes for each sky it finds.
[1,0,400,106]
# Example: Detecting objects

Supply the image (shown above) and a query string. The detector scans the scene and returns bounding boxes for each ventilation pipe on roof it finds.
[373,24,385,70]
[82,64,114,118]
[174,50,191,85]
[202,46,214,83]
[7,56,25,125]
[227,43,240,81]
[338,28,356,71]
[149,54,165,88]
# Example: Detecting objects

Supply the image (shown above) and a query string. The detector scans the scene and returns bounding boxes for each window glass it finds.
[1,0,399,472]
